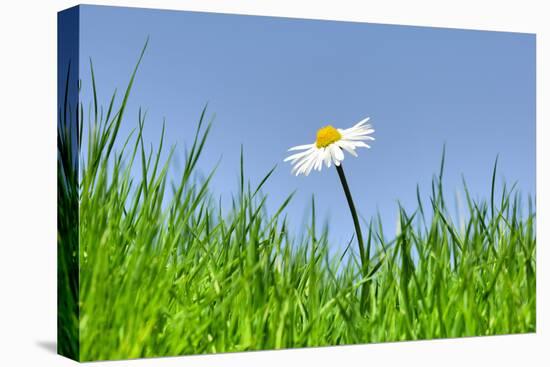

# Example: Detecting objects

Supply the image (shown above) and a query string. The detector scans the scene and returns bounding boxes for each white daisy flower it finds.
[284,117,375,176]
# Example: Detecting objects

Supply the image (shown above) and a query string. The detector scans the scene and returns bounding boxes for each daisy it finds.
[283,117,375,293]
[283,117,374,176]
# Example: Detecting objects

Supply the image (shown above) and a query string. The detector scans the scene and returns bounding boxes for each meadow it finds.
[58,48,536,361]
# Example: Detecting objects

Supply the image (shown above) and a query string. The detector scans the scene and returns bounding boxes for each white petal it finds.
[337,141,358,157]
[305,152,319,176]
[284,148,315,163]
[328,145,336,164]
[341,130,375,144]
[323,149,332,168]
[342,128,374,139]
[300,161,312,176]
[292,149,319,175]
[353,117,370,128]
[334,147,343,166]
[314,151,324,171]
[333,145,344,161]
[292,156,312,174]
[328,144,342,166]
[288,143,315,151]
[303,151,320,175]
[350,141,371,149]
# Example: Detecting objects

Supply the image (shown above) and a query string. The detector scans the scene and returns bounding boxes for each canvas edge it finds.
[57,4,81,362]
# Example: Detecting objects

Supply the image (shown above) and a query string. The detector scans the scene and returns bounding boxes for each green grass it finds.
[58,47,536,362]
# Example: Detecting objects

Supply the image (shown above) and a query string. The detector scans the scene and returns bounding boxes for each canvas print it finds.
[57,5,536,362]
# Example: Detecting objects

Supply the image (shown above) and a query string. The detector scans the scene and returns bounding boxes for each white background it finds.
[0,0,547,365]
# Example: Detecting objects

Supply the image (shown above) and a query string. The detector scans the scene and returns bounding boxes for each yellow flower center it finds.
[316,125,342,148]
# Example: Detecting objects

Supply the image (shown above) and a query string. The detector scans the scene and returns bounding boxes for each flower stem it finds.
[335,164,366,264]
[335,163,369,310]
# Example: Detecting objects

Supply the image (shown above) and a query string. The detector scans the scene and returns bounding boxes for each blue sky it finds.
[76,5,535,250]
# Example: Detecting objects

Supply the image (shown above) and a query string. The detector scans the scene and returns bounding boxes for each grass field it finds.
[58,49,536,361]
